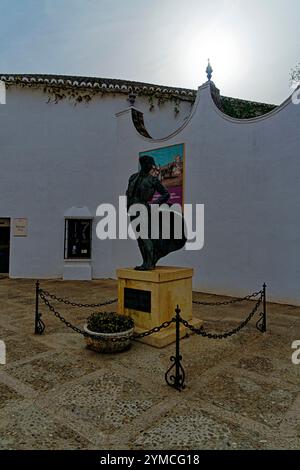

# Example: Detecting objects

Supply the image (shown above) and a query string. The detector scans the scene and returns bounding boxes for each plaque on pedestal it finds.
[117,266,202,348]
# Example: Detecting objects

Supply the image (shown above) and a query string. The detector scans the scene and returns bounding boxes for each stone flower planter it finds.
[83,324,134,353]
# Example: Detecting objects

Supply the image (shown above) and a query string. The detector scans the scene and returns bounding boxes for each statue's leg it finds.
[131,216,146,270]
[137,238,146,264]
[144,239,155,268]
[135,239,155,270]
[134,212,155,270]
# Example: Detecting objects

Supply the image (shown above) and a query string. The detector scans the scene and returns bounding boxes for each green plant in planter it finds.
[87,311,134,334]
[84,311,135,353]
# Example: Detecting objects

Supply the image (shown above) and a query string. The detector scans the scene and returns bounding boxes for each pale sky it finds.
[0,0,299,104]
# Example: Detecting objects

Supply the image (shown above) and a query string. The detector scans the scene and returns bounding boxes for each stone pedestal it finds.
[117,266,202,348]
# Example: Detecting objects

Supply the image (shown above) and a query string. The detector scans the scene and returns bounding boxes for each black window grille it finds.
[64,219,92,260]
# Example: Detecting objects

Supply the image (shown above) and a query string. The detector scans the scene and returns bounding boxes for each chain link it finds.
[192,289,263,306]
[182,294,263,339]
[39,292,86,334]
[39,289,117,308]
[133,319,175,339]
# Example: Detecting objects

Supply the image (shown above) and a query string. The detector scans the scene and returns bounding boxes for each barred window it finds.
[64,219,92,260]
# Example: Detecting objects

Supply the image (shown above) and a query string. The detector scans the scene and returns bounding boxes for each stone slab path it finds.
[0,278,299,450]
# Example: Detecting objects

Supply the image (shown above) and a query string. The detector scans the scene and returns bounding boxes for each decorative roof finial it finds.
[206,59,213,81]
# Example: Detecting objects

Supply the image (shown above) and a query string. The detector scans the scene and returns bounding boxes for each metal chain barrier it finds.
[39,288,117,308]
[192,289,262,306]
[39,291,86,335]
[34,280,267,391]
[181,294,263,339]
[133,319,175,339]
[39,290,175,342]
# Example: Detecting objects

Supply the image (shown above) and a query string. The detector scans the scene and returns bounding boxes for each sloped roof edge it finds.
[0,73,277,118]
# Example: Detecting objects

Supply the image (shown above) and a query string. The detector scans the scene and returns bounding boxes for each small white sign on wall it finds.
[13,218,28,237]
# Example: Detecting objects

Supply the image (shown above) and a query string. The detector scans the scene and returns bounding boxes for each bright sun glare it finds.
[181,29,240,87]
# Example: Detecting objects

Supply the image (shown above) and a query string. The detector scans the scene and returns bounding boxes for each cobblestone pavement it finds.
[0,278,299,450]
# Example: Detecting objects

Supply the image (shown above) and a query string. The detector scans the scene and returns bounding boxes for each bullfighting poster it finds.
[139,143,185,206]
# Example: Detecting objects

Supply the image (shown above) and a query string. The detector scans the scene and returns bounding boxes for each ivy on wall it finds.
[221,96,276,119]
[3,76,277,119]
[290,63,300,86]
[5,77,188,116]
[147,94,184,116]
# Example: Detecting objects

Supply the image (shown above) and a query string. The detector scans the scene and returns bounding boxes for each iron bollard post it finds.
[165,305,186,391]
[34,280,45,334]
[262,282,267,332]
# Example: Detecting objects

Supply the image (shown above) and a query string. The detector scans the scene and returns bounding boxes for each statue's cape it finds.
[151,210,187,264]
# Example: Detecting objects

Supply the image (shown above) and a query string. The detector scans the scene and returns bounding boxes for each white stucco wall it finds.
[0,82,299,305]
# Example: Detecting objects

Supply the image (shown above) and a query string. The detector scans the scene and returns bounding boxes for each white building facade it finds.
[0,73,299,305]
